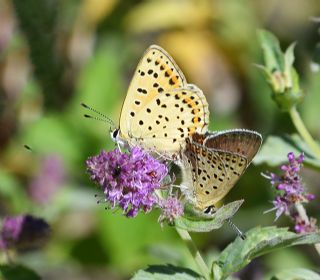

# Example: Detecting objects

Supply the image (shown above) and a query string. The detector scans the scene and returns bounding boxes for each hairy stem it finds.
[175,227,211,280]
[295,203,320,256]
[289,107,320,159]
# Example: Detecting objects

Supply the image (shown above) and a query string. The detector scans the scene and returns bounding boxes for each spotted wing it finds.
[182,139,248,211]
[203,129,262,164]
[128,85,209,155]
[120,45,187,143]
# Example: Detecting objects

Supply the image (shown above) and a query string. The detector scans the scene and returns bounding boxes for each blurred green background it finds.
[0,0,319,279]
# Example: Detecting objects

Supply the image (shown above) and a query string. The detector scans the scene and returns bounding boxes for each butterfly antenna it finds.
[227,218,246,240]
[84,114,112,123]
[81,102,116,129]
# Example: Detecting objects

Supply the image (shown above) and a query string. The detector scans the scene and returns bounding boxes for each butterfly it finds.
[111,45,210,159]
[180,129,262,211]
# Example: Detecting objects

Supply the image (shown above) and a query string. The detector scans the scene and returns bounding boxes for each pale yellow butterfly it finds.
[112,45,210,159]
[180,129,262,211]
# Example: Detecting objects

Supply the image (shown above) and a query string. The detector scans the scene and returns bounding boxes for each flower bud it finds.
[258,29,304,111]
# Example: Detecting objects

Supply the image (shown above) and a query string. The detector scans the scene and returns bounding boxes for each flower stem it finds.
[295,203,320,256]
[289,106,320,159]
[175,227,211,280]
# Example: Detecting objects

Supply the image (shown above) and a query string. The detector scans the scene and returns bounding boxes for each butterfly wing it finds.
[182,139,248,210]
[203,129,262,164]
[119,45,209,155]
[120,45,186,140]
[127,85,209,155]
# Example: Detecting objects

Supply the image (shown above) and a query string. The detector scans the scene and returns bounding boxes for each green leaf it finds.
[284,43,296,67]
[0,264,41,280]
[283,43,303,101]
[254,134,320,170]
[174,200,243,232]
[272,268,320,280]
[258,29,285,72]
[213,226,320,280]
[131,264,201,280]
[290,67,302,97]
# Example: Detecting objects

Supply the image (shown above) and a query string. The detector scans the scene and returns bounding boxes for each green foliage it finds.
[212,227,320,280]
[131,227,320,280]
[0,264,41,280]
[254,134,320,170]
[174,201,243,232]
[271,268,320,280]
[1,2,320,279]
[131,264,201,280]
[96,210,179,273]
[258,30,285,73]
[257,29,304,111]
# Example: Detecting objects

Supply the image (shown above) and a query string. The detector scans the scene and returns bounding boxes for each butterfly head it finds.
[110,128,130,149]
[204,205,216,214]
[110,128,119,142]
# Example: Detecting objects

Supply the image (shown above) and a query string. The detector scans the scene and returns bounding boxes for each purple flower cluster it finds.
[293,215,318,234]
[86,147,168,217]
[158,196,184,226]
[0,215,50,250]
[268,152,315,220]
[265,152,317,233]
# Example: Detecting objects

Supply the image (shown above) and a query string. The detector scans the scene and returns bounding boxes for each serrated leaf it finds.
[213,226,320,280]
[254,135,320,169]
[272,267,320,280]
[0,264,41,280]
[174,200,243,232]
[131,264,201,280]
[258,29,285,72]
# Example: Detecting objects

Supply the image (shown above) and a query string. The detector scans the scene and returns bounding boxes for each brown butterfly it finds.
[180,129,262,211]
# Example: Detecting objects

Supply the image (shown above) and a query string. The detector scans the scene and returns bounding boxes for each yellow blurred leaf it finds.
[81,0,118,26]
[124,0,212,33]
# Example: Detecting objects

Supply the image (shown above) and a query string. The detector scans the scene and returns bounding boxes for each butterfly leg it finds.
[160,172,176,192]
[226,218,246,240]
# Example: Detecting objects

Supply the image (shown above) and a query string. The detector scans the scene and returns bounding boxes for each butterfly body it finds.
[114,45,209,158]
[180,129,262,211]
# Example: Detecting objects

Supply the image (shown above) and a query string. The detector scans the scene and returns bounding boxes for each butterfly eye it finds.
[111,129,119,140]
[204,205,216,214]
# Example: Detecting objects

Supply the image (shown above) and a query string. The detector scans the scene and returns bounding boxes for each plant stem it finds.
[289,106,320,159]
[295,203,320,256]
[175,227,211,280]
